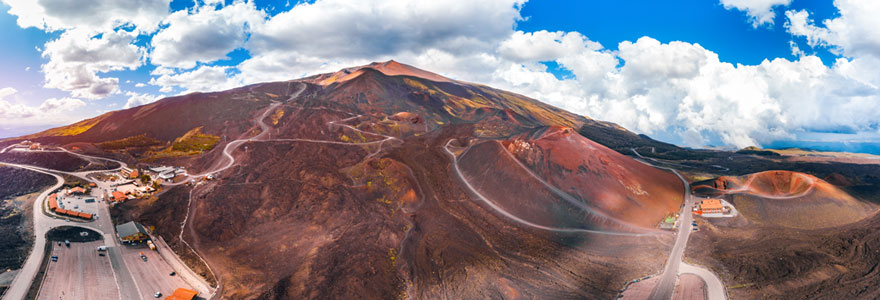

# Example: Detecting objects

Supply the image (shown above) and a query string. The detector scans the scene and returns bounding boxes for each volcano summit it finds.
[0,61,690,299]
[4,61,879,300]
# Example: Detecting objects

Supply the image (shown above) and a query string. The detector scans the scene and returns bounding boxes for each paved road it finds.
[680,263,725,300]
[631,149,726,300]
[1,148,206,300]
[0,160,144,300]
[1,164,65,300]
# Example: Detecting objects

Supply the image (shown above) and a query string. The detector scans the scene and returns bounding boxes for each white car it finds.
[154,292,162,298]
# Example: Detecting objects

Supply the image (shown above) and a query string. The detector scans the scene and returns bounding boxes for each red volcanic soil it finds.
[40,61,688,299]
[308,60,453,86]
[458,126,683,232]
[693,170,876,229]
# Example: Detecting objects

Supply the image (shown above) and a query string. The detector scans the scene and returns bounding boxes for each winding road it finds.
[1,146,213,300]
[631,148,726,300]
[0,153,147,300]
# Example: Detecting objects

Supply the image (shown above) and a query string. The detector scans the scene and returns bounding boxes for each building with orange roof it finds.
[700,199,723,214]
[129,169,139,179]
[75,212,93,220]
[112,191,127,202]
[69,187,85,195]
[89,182,97,187]
[48,194,59,211]
[165,288,198,300]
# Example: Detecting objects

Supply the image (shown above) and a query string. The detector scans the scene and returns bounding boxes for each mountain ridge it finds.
[4,61,687,299]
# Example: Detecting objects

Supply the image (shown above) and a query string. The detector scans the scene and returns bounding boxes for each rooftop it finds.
[164,288,198,300]
[701,199,723,210]
[116,221,147,238]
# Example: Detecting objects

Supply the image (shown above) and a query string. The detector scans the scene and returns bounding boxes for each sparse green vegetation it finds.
[388,248,398,266]
[97,134,163,150]
[170,126,220,152]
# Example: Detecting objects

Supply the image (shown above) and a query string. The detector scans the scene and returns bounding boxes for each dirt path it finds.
[442,139,655,236]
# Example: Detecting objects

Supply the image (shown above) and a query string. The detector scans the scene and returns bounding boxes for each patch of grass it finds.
[97,134,163,150]
[170,127,220,152]
[388,248,398,266]
[140,127,220,161]
[270,109,284,125]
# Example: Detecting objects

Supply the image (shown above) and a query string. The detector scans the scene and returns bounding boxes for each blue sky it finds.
[1,0,879,154]
[519,0,838,68]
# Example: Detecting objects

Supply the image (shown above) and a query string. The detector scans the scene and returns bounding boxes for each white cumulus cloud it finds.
[4,0,880,151]
[41,29,144,99]
[150,1,265,68]
[248,0,525,58]
[123,91,161,108]
[150,65,239,94]
[1,0,170,33]
[0,87,86,124]
[785,0,880,60]
[720,0,793,27]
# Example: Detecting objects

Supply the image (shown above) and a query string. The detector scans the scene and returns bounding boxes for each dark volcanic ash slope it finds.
[60,61,683,299]
[0,166,55,271]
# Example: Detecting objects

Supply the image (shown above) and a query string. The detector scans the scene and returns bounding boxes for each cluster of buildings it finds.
[47,193,92,220]
[147,166,186,182]
[5,141,44,152]
[120,167,140,180]
[110,182,155,203]
[107,166,181,203]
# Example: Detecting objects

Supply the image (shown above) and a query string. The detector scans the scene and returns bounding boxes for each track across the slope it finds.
[444,139,657,237]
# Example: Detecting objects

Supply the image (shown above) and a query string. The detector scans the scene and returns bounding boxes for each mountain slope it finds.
[18,61,687,299]
[692,170,876,229]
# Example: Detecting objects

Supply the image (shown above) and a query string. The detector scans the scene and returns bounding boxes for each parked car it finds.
[51,256,58,262]
[98,252,106,256]
[154,292,162,298]
[169,271,176,276]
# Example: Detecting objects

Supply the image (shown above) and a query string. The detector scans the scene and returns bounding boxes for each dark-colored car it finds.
[51,256,58,262]
[169,272,176,276]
